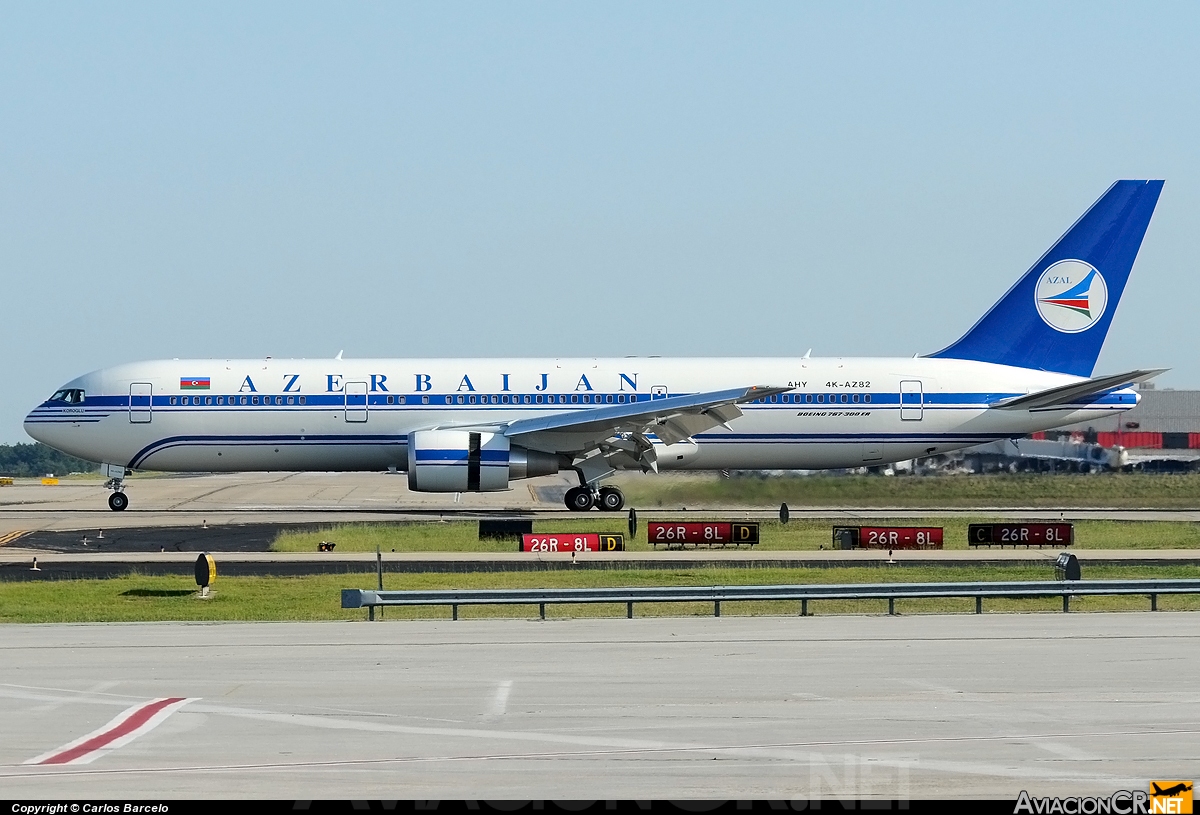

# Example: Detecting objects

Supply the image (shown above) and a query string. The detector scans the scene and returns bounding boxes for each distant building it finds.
[1041,386,1200,450]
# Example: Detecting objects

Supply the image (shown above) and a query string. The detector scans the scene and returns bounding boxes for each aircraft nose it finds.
[24,408,49,444]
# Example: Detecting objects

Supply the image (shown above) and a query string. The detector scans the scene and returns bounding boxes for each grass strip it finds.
[3,564,1199,623]
[272,518,1200,553]
[613,472,1200,509]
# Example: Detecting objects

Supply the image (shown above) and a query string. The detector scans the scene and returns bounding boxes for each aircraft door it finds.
[345,381,368,423]
[900,380,923,421]
[129,383,152,424]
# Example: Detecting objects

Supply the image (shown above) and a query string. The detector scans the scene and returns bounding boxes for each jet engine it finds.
[407,429,559,492]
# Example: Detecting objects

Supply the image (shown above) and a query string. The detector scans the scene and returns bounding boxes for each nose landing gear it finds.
[102,465,130,511]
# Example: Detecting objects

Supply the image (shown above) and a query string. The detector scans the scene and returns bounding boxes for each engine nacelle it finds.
[407,430,559,492]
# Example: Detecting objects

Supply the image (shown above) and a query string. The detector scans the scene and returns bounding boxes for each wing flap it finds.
[503,385,788,457]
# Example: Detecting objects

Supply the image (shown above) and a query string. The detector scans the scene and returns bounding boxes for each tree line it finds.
[0,443,98,477]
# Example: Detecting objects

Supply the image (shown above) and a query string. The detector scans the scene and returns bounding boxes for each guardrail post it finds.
[539,603,545,620]
[1151,594,1158,612]
[975,596,982,615]
[452,604,458,621]
[801,598,808,617]
[888,598,895,616]
[627,602,633,619]
[1062,595,1070,613]
[714,600,721,617]
[368,605,375,622]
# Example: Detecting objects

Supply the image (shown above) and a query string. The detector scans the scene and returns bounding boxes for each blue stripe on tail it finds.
[930,180,1163,376]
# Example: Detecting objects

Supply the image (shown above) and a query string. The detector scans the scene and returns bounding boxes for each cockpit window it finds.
[50,389,85,404]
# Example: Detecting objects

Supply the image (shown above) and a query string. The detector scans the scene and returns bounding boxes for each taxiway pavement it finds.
[0,613,1195,798]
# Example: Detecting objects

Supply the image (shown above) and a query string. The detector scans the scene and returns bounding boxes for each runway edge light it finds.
[195,552,216,598]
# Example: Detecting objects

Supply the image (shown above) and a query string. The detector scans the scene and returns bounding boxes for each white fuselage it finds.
[25,356,1136,477]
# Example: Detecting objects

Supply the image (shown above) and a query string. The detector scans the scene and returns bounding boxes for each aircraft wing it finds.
[498,385,791,473]
[990,368,1167,411]
[505,385,790,446]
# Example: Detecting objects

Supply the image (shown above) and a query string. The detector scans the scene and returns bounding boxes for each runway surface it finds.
[0,613,1195,798]
[5,472,1200,537]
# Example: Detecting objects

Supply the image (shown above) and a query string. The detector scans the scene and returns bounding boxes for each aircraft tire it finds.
[565,487,594,511]
[108,492,129,512]
[598,487,624,511]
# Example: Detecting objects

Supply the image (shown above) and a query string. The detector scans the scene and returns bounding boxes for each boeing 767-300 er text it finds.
[27,180,1166,511]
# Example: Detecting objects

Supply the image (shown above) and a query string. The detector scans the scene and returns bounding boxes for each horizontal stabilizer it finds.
[990,368,1167,411]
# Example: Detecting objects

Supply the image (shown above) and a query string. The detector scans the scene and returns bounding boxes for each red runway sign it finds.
[969,523,1073,546]
[520,533,624,552]
[834,526,944,550]
[647,522,760,547]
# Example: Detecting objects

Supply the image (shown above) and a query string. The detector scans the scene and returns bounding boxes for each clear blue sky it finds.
[3,2,1198,442]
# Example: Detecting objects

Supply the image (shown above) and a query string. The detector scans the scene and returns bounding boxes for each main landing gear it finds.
[564,485,625,512]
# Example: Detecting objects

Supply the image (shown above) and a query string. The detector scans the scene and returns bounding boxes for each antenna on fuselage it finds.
[335,350,344,360]
[802,349,811,359]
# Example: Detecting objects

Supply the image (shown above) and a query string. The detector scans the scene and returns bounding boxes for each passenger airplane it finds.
[26,180,1165,512]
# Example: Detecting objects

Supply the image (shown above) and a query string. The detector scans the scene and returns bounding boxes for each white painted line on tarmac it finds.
[24,697,196,766]
[487,680,512,717]
[28,680,123,714]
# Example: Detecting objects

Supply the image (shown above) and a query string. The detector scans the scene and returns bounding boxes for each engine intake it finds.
[407,430,558,492]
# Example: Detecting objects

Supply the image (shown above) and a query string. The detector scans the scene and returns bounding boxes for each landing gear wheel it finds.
[598,487,624,511]
[108,491,129,512]
[565,487,594,511]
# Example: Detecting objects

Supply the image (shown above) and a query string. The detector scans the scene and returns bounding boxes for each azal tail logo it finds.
[1034,259,1108,334]
[1040,272,1097,317]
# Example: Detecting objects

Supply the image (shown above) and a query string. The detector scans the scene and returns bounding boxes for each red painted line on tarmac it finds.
[28,697,192,765]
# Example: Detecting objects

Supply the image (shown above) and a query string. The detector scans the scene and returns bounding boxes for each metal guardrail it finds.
[341,579,1200,620]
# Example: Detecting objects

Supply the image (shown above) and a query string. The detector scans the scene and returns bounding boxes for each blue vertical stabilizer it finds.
[930,180,1163,376]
